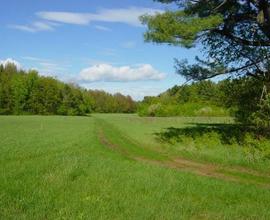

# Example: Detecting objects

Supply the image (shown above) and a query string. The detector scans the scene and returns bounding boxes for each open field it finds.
[1,114,270,219]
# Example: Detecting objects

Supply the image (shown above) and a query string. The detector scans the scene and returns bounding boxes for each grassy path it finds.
[96,116,270,188]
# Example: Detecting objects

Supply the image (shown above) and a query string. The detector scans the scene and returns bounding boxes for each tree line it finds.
[0,63,137,115]
[138,77,269,129]
[1,61,269,132]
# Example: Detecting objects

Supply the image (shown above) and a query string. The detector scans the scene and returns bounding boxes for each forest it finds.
[0,63,137,115]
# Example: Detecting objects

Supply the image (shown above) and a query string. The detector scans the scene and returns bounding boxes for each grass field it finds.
[1,114,270,219]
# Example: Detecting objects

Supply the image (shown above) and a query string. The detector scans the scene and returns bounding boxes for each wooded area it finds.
[0,63,137,115]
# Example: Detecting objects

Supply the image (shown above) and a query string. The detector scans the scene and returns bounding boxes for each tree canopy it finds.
[141,0,270,82]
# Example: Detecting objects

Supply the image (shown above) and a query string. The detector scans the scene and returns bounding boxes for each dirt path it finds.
[98,129,270,188]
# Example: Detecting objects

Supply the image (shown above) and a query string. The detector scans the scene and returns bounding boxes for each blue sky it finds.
[0,0,199,100]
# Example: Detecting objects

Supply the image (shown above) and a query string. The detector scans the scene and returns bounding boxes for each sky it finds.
[0,0,200,100]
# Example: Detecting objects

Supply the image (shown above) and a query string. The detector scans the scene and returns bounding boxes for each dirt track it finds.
[98,129,270,188]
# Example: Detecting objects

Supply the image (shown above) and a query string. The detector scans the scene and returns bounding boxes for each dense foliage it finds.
[0,63,137,115]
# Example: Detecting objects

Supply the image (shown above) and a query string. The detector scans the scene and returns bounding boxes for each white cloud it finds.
[9,21,56,32]
[37,7,163,27]
[0,58,21,69]
[78,63,165,82]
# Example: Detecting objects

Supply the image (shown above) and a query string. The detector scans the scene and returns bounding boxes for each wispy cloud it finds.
[99,48,117,57]
[10,7,163,33]
[94,25,111,31]
[121,41,136,49]
[78,63,165,82]
[37,12,90,25]
[39,62,67,70]
[37,7,162,27]
[83,58,117,66]
[21,56,69,77]
[22,56,51,62]
[9,21,57,33]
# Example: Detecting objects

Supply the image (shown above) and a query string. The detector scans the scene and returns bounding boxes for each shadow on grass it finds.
[154,123,263,145]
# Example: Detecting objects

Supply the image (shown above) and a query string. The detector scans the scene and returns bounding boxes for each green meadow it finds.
[1,114,270,219]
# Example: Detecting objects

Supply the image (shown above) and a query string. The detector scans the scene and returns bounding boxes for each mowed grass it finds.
[1,115,270,219]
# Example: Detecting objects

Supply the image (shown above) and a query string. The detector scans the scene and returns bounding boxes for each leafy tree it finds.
[142,0,270,129]
[142,0,270,82]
